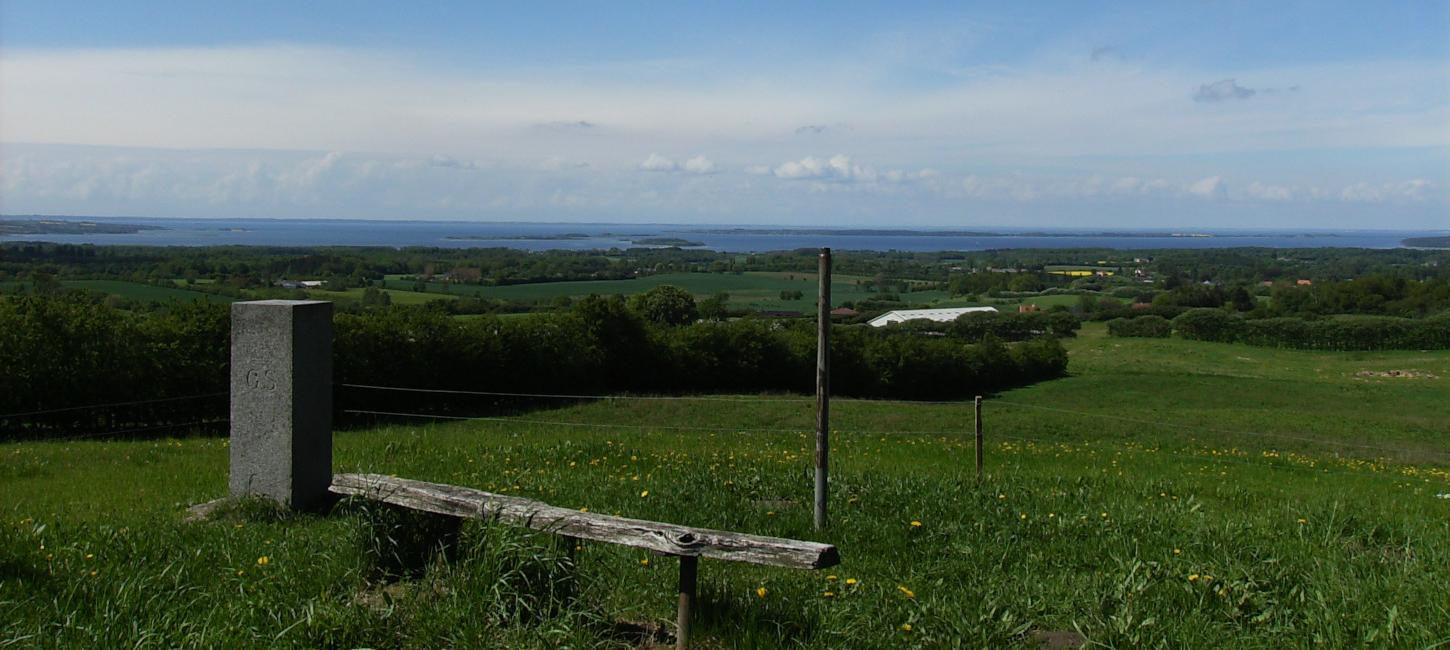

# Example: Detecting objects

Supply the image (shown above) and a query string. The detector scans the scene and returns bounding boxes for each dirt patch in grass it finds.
[1028,628,1086,648]
[1355,369,1439,379]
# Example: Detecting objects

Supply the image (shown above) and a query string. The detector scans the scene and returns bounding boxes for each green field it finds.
[304,287,458,306]
[383,272,953,311]
[3,325,1449,647]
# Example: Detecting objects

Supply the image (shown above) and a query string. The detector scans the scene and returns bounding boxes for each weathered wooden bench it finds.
[331,473,840,648]
[219,302,841,648]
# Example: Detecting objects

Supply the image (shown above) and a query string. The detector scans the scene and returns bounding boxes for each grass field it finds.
[3,324,1449,647]
[304,287,458,306]
[381,272,955,311]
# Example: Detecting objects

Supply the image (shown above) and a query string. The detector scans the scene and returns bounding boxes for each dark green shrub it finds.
[1106,315,1172,338]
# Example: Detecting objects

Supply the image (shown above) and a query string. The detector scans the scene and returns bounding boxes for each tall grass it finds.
[3,324,1448,647]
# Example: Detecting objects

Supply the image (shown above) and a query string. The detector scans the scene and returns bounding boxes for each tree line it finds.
[1107,309,1450,350]
[0,289,1070,439]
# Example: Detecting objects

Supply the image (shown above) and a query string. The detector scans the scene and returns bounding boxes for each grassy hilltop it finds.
[3,324,1449,647]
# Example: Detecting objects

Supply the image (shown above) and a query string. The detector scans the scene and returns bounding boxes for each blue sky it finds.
[1,1,1447,228]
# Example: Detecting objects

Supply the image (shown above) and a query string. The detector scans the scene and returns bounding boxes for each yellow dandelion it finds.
[257,556,270,566]
[910,520,922,527]
[756,586,768,599]
[826,575,838,581]
[823,591,835,598]
[84,553,94,560]
[845,578,858,586]
[897,585,915,599]
[1188,573,1199,582]
[1173,548,1181,555]
[640,558,650,567]
[579,507,588,512]
[640,490,649,498]
[901,623,913,632]
[1296,518,1307,524]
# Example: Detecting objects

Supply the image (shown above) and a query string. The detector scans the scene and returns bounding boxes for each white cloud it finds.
[638,153,716,174]
[1245,181,1293,201]
[0,40,1446,227]
[1341,179,1432,202]
[773,155,878,182]
[959,174,1039,201]
[1188,176,1227,199]
[638,153,678,172]
[3,143,1444,228]
[1,44,1445,166]
[538,156,590,171]
[681,155,717,174]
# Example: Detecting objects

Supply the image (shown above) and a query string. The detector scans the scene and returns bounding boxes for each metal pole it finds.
[676,555,698,650]
[974,395,983,484]
[815,248,831,530]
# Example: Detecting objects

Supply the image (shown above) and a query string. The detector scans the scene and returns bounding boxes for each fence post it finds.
[676,555,698,649]
[974,395,983,484]
[815,248,831,531]
[229,300,333,510]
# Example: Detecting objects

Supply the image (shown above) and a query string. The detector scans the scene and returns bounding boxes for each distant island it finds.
[1403,236,1450,248]
[0,219,163,236]
[444,234,702,246]
[631,237,704,247]
[447,233,593,241]
[693,228,1226,238]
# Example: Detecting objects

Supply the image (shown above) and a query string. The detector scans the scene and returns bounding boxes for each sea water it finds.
[1,217,1440,252]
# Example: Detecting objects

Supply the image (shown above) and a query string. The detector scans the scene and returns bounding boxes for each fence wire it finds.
[42,418,228,442]
[990,398,1449,461]
[337,383,1446,463]
[0,392,228,421]
[343,408,1446,489]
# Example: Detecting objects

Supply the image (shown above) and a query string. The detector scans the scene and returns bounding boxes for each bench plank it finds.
[330,473,840,570]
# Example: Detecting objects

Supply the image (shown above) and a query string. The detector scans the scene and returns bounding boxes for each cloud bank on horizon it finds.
[0,1,1446,228]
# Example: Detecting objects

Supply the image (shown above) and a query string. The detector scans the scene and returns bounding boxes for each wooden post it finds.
[815,248,831,531]
[974,395,983,484]
[676,555,698,650]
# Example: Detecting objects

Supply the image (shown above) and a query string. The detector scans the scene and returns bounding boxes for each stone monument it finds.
[229,300,333,509]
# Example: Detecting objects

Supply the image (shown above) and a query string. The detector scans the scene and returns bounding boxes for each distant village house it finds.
[275,280,325,289]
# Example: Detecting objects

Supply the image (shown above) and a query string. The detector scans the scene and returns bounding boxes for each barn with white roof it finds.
[867,306,999,327]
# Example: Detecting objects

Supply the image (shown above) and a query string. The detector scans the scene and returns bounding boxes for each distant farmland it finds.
[383,271,954,311]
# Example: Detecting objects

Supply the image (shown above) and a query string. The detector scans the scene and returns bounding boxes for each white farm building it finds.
[867,306,999,328]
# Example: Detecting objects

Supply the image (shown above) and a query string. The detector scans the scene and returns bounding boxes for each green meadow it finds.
[3,324,1448,647]
[304,287,459,306]
[382,271,953,311]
